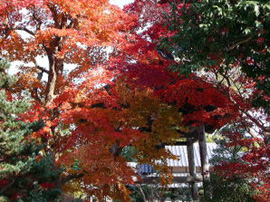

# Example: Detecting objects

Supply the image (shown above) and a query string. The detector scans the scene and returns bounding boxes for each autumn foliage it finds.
[0,0,269,201]
[157,0,270,201]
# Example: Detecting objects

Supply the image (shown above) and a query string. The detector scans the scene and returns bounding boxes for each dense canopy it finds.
[0,0,269,201]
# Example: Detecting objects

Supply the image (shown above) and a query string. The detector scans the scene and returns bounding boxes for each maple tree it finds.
[122,0,238,132]
[202,130,255,202]
[1,0,268,201]
[0,0,139,200]
[153,0,270,201]
[0,0,188,200]
[0,0,134,105]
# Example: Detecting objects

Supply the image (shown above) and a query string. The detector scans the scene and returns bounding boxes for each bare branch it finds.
[227,36,252,51]
[14,27,35,36]
[36,65,49,74]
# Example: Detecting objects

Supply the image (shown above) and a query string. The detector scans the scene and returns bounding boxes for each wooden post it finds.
[187,139,198,200]
[198,124,211,198]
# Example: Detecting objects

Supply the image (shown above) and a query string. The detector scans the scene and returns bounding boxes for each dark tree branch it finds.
[62,172,86,184]
[227,36,252,51]
[14,27,35,36]
[36,65,49,74]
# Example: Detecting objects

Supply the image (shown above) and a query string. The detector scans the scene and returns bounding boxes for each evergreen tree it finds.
[0,59,61,201]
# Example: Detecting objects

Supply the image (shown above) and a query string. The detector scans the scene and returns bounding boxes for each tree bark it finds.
[45,55,64,105]
[187,138,198,200]
[197,124,211,198]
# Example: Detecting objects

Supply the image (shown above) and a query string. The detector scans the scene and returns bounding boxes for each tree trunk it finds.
[197,124,211,198]
[45,61,57,104]
[187,138,198,200]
